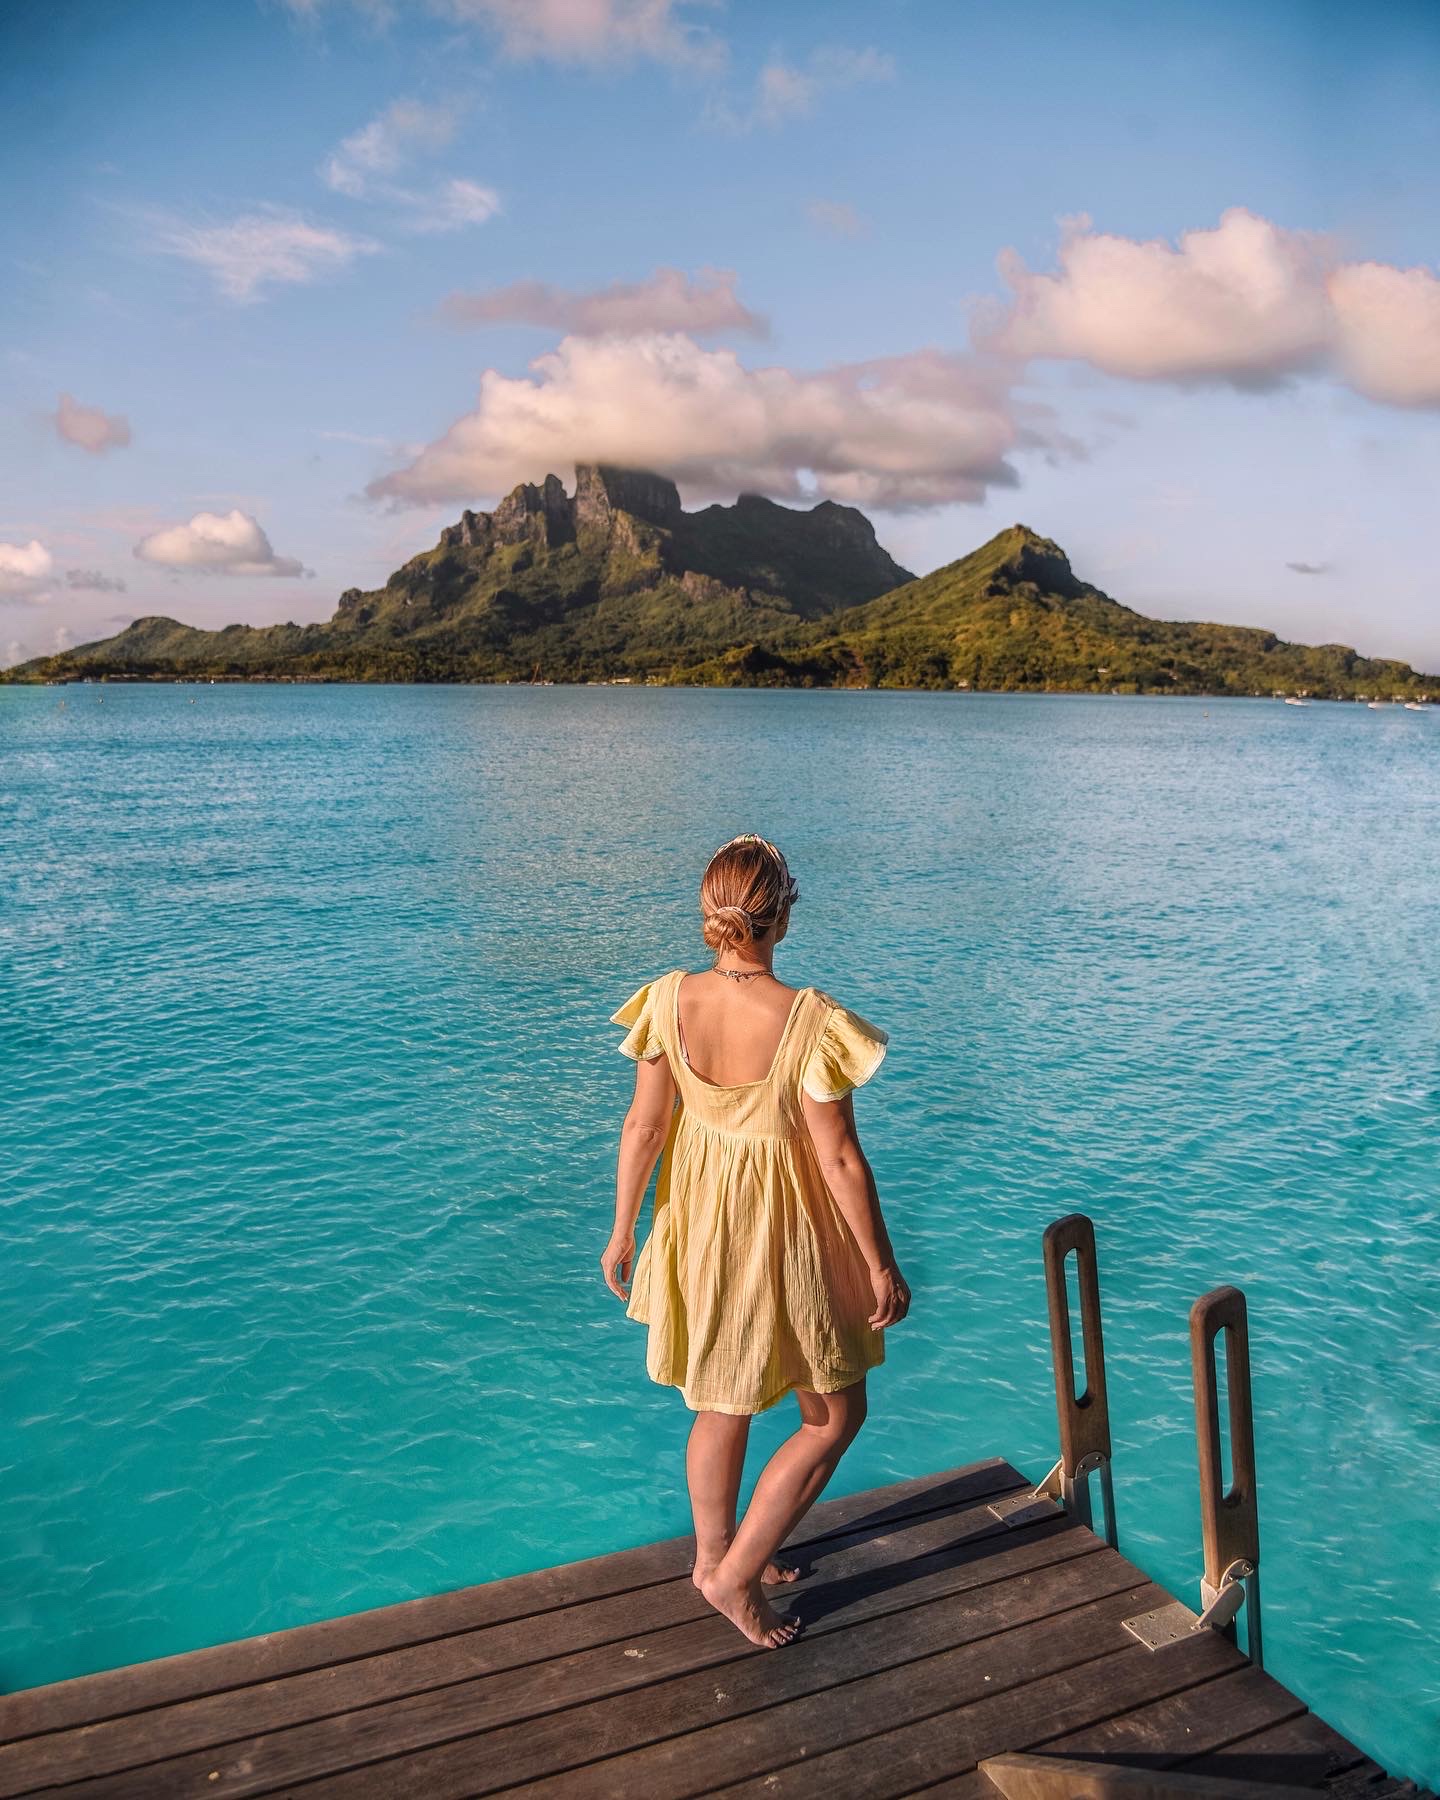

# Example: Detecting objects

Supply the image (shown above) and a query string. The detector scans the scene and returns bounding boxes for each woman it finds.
[601,833,911,1650]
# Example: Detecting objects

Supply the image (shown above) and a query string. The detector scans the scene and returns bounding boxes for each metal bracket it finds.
[1196,1557,1255,1632]
[988,1451,1117,1538]
[1122,1599,1203,1651]
[1063,1451,1117,1542]
[986,1463,1064,1530]
[1122,1557,1258,1653]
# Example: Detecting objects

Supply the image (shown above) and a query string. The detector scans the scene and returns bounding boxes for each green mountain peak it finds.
[5,469,1435,698]
[8,465,913,685]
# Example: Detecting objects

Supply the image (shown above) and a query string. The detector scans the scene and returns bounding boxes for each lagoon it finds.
[2,683,1437,1785]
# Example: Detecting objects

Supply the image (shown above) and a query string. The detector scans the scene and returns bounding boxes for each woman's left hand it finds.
[600,1233,636,1301]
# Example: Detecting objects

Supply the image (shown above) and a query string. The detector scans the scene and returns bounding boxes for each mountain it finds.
[667,525,1439,699]
[5,465,913,686]
[6,466,1436,698]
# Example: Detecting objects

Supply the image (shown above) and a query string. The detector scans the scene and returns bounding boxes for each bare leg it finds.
[699,1379,867,1648]
[686,1411,749,1585]
[685,1410,801,1590]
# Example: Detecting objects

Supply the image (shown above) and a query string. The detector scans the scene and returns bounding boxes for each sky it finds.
[3,0,1438,670]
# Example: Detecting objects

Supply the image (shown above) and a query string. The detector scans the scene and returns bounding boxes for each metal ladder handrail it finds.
[1122,1281,1265,1662]
[1042,1212,1116,1542]
[992,1212,1118,1547]
[1191,1284,1263,1667]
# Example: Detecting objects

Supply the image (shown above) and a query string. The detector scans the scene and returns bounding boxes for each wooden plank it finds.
[10,1445,1420,1800]
[51,1555,1155,1800]
[1029,1664,1306,1768]
[909,1665,1308,1800]
[1326,1776,1436,1800]
[0,1492,1091,1795]
[630,1630,1247,1800]
[333,1579,1212,1800]
[978,1751,1321,1798]
[0,1456,1024,1743]
[1324,1782,1432,1800]
[709,1648,1274,1792]
[1317,1777,1399,1800]
[924,1659,1433,1800]
[1173,1706,1432,1792]
[1176,1711,1380,1789]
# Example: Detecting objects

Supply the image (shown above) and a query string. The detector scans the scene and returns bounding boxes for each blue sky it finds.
[3,0,1438,668]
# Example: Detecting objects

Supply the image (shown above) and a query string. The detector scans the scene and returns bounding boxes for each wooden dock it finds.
[0,1454,1428,1799]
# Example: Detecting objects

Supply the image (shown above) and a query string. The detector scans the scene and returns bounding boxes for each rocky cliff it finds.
[11,465,914,683]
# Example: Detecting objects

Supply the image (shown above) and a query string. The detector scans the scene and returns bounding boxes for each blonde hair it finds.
[700,834,801,955]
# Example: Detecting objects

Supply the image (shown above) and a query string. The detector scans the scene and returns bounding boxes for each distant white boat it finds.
[1284,697,1311,706]
[1404,701,1426,712]
[1368,701,1387,710]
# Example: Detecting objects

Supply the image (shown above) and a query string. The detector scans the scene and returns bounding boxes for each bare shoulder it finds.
[758,976,809,1029]
[679,969,807,1023]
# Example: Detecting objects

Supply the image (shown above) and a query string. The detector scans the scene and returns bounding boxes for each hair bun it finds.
[698,834,798,954]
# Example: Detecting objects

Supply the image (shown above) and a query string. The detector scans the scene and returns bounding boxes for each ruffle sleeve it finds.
[610,977,666,1062]
[801,997,889,1102]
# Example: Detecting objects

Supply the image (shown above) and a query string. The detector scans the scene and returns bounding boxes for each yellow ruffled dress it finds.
[611,968,890,1415]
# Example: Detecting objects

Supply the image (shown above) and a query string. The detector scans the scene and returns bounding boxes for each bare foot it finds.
[692,1554,798,1590]
[699,1569,801,1648]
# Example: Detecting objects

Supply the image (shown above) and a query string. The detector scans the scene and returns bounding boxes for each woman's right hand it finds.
[600,1232,635,1302]
[868,1261,911,1330]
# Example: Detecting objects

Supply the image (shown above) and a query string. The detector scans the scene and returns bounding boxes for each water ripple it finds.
[1,685,1436,1784]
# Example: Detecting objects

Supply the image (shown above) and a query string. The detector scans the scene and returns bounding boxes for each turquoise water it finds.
[2,683,1437,1782]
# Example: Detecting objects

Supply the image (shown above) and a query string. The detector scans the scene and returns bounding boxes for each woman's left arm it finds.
[601,1054,677,1301]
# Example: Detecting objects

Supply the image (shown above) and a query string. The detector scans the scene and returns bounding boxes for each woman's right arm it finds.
[801,1089,911,1329]
[601,1053,676,1302]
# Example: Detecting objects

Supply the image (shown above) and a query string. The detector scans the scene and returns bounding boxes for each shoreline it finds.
[2,674,1434,703]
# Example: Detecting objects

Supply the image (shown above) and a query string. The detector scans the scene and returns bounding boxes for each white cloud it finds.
[438,267,767,336]
[322,96,459,194]
[133,511,312,577]
[981,207,1440,408]
[805,199,866,239]
[281,0,398,26]
[317,428,428,457]
[983,209,1331,385]
[712,45,894,131]
[1328,260,1440,408]
[53,624,74,654]
[0,539,54,595]
[431,0,723,68]
[765,46,893,123]
[53,392,132,454]
[285,0,725,68]
[149,207,382,303]
[366,331,1038,512]
[399,176,501,233]
[321,99,499,233]
[3,639,28,669]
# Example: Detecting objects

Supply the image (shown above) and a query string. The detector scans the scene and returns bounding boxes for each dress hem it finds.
[629,1336,882,1416]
